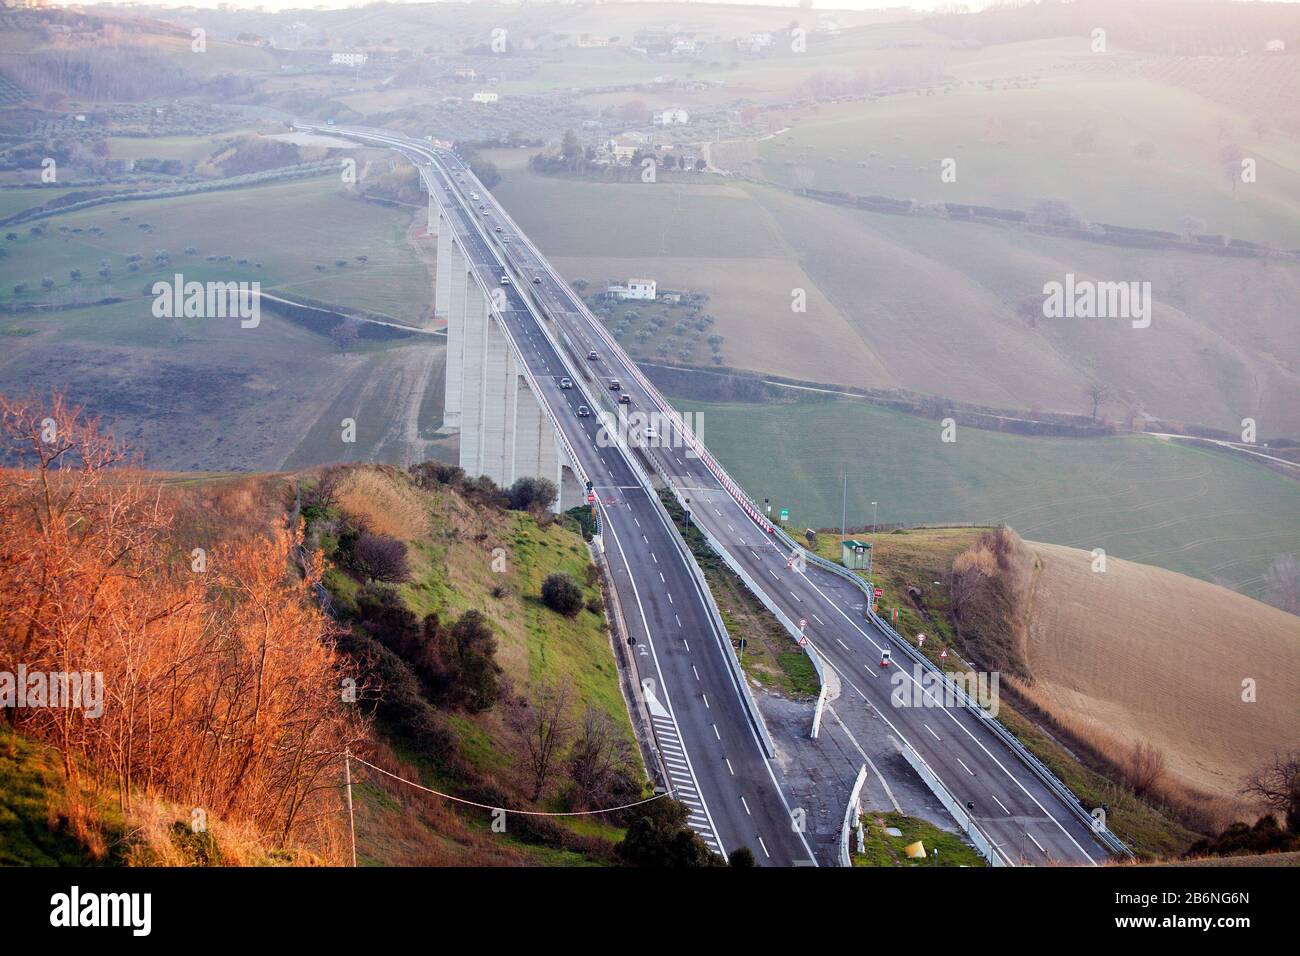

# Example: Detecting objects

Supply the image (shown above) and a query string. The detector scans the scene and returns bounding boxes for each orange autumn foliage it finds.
[0,391,367,849]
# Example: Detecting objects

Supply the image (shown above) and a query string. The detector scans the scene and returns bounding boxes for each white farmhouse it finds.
[471,91,500,104]
[331,52,368,67]
[606,278,656,301]
[656,108,690,126]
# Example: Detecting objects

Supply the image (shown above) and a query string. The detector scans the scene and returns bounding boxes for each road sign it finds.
[890,607,899,624]
[779,508,789,522]
[873,587,883,597]
[798,618,806,631]
[918,633,925,646]
[798,635,808,647]
[939,648,948,660]
[586,492,597,503]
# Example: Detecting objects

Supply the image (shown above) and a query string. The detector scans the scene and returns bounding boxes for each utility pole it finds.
[840,465,848,542]
[344,749,357,867]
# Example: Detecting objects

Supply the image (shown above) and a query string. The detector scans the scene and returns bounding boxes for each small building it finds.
[607,136,638,164]
[656,108,690,126]
[1265,39,1285,53]
[841,539,873,572]
[605,279,656,301]
[671,36,697,55]
[331,52,368,67]
[471,91,499,104]
[454,68,477,81]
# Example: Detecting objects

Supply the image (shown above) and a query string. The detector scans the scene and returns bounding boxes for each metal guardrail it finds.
[767,527,1134,860]
[899,745,1005,867]
[838,765,869,868]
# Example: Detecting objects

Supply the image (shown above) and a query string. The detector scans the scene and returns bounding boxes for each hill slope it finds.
[1020,541,1299,805]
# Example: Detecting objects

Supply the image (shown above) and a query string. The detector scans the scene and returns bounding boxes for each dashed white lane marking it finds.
[1027,831,1046,855]
[836,638,850,650]
[659,572,665,583]
[957,757,976,776]
[683,639,690,652]
[667,592,674,604]
[768,569,778,580]
[992,794,1011,815]
[790,592,802,602]
[692,666,700,681]
[813,614,826,627]
[758,836,770,859]
[712,724,720,740]
[924,724,942,742]
[702,693,709,709]
[725,759,734,775]
[741,796,751,816]
[652,552,658,563]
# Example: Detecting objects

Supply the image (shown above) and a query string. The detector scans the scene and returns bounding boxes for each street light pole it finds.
[841,465,847,543]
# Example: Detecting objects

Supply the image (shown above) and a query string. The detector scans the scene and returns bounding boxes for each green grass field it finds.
[735,76,1300,248]
[0,175,432,326]
[670,393,1300,606]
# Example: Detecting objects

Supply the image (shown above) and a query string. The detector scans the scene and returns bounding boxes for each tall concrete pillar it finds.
[459,272,489,473]
[441,239,467,433]
[479,314,514,487]
[434,208,451,320]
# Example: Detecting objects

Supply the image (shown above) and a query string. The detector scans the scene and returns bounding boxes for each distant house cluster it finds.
[330,52,368,67]
[656,108,689,126]
[471,91,499,104]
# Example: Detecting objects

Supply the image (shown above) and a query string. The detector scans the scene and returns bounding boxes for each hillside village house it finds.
[656,108,690,126]
[472,91,499,104]
[1266,39,1285,52]
[607,136,639,164]
[330,52,368,66]
[607,278,657,301]
[454,68,477,80]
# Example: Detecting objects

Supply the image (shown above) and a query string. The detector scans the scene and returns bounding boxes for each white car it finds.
[500,276,511,285]
[559,377,573,389]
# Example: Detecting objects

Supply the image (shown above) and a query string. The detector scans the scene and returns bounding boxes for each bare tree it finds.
[1262,553,1300,615]
[567,706,633,808]
[1243,752,1300,832]
[1085,382,1113,420]
[329,317,361,352]
[304,466,346,512]
[509,680,573,802]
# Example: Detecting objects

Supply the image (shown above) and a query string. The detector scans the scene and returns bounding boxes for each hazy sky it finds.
[53,0,994,13]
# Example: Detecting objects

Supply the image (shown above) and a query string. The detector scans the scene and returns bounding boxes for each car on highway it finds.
[608,379,620,390]
[532,277,542,285]
[587,350,599,360]
[500,275,511,285]
[618,394,632,405]
[644,426,658,441]
[494,226,503,233]
[470,192,480,200]
[559,377,573,389]
[576,405,590,417]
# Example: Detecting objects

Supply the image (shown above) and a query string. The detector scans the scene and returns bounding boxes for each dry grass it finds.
[337,465,432,541]
[1020,540,1300,812]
